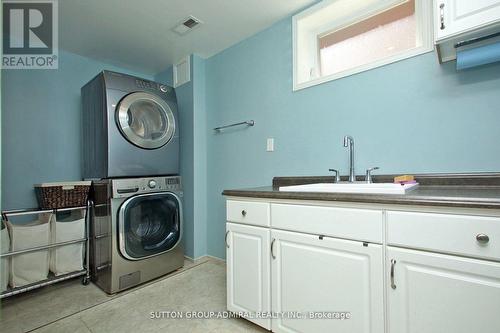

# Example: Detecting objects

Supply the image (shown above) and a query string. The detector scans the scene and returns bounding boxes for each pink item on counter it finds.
[394,180,418,185]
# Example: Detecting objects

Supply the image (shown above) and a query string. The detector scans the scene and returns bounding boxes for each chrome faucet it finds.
[343,135,355,182]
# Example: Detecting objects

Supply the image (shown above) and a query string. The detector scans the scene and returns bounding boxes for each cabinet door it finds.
[271,230,384,333]
[226,222,271,330]
[436,0,500,40]
[387,246,500,333]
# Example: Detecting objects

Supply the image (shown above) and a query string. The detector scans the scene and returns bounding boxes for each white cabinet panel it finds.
[436,0,500,40]
[387,246,500,333]
[387,211,500,261]
[271,230,384,333]
[271,204,383,243]
[226,223,271,330]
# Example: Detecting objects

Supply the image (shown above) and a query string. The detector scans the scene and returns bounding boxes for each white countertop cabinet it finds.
[387,246,500,333]
[226,222,271,330]
[225,198,500,333]
[271,229,383,333]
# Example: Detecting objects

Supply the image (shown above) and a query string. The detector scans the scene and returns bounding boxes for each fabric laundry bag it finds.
[1,222,10,292]
[7,214,51,288]
[50,210,85,275]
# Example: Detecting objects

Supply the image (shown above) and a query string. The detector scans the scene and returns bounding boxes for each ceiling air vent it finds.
[172,16,203,35]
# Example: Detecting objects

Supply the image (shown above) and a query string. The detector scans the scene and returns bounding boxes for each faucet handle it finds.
[365,167,380,184]
[329,169,341,183]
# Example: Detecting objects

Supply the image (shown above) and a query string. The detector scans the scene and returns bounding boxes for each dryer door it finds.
[118,192,182,260]
[116,92,175,149]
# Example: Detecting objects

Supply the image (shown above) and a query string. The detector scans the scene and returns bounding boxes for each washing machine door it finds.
[118,192,182,260]
[116,92,175,149]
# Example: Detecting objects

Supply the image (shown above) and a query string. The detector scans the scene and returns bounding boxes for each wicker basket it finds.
[35,182,91,209]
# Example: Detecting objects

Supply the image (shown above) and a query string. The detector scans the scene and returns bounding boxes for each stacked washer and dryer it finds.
[82,71,183,294]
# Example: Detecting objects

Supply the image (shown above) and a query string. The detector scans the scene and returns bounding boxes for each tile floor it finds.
[0,258,267,333]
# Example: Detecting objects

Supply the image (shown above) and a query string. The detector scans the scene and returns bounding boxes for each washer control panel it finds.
[112,176,181,198]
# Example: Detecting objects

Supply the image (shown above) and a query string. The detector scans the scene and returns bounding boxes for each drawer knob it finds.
[241,210,247,217]
[476,234,489,244]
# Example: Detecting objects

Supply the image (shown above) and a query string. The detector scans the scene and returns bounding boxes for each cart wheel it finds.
[82,277,90,285]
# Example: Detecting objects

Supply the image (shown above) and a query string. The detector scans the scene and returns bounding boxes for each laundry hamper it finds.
[1,221,10,292]
[6,214,52,288]
[50,210,86,275]
[35,181,91,209]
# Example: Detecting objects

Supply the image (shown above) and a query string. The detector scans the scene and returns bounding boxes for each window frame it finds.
[292,0,434,91]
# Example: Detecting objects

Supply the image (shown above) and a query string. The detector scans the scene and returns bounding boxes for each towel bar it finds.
[214,120,254,132]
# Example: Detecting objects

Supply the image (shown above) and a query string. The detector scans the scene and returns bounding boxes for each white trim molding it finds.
[293,0,434,91]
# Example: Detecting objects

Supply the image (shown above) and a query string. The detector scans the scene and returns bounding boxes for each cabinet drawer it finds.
[227,200,270,227]
[271,204,383,243]
[387,211,500,261]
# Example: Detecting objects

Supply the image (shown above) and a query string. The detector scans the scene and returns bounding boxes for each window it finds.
[293,0,433,90]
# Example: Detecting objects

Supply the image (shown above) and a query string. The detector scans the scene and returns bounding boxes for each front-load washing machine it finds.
[90,176,183,294]
[82,71,179,179]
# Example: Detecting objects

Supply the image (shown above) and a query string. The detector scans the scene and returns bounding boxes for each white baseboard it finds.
[184,254,225,264]
[205,254,226,263]
[183,255,195,263]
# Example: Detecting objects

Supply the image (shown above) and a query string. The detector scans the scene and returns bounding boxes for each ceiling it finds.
[59,0,316,75]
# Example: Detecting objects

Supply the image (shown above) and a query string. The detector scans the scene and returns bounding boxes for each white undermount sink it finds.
[279,182,419,195]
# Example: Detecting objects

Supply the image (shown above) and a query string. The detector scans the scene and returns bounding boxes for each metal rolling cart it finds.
[0,200,92,299]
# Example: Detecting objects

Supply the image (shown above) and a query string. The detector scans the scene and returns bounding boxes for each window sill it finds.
[293,44,434,91]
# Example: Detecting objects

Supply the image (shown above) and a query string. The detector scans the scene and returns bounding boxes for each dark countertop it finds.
[222,174,500,209]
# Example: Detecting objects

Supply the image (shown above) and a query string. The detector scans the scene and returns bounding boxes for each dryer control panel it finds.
[112,176,181,198]
[135,79,170,94]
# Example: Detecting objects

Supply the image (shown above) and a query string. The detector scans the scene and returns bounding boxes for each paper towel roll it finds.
[456,42,500,70]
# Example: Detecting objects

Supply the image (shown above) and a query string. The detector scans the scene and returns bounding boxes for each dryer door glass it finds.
[116,92,175,149]
[119,193,181,260]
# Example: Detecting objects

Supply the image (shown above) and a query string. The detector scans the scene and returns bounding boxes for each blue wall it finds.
[154,55,207,259]
[155,61,195,258]
[191,56,208,259]
[204,18,500,259]
[3,14,500,261]
[1,50,153,209]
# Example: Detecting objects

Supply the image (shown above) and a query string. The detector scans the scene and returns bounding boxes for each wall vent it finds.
[172,16,203,35]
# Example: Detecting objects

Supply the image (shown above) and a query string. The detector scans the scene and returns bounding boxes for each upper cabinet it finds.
[436,0,500,40]
[434,0,500,61]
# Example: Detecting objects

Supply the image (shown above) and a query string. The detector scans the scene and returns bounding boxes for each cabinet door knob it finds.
[225,231,230,248]
[241,210,247,217]
[476,234,489,244]
[439,3,445,30]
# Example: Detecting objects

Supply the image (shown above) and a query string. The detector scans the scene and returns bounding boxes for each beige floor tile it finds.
[0,259,194,331]
[5,258,265,333]
[77,260,265,333]
[0,298,20,321]
[28,316,91,333]
[0,317,24,333]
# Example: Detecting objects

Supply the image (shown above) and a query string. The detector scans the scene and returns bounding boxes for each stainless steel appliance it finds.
[81,71,179,179]
[90,176,183,294]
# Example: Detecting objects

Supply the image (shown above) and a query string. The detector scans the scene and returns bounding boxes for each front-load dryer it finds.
[82,71,179,179]
[90,176,184,294]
